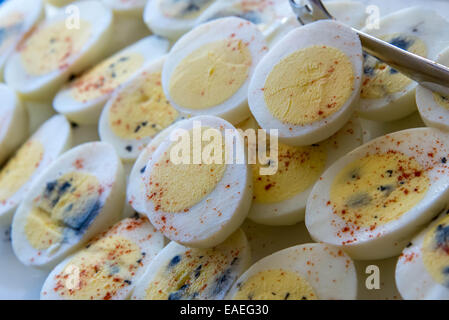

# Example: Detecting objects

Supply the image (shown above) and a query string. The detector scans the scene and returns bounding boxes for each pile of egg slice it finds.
[1,0,449,300]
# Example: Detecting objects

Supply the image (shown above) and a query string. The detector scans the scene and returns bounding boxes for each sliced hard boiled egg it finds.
[162,17,268,124]
[226,243,357,300]
[0,84,28,165]
[54,36,170,125]
[249,118,363,226]
[127,120,188,216]
[248,20,363,146]
[416,47,449,131]
[142,115,252,248]
[396,209,449,300]
[325,0,368,30]
[11,141,126,269]
[0,0,44,81]
[143,0,218,40]
[359,7,449,121]
[306,128,449,260]
[4,1,113,99]
[41,214,164,300]
[131,229,251,300]
[99,57,183,162]
[0,115,72,227]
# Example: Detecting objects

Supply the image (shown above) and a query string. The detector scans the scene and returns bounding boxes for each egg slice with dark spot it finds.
[41,214,164,300]
[131,229,250,300]
[0,84,28,165]
[144,0,218,40]
[359,7,449,121]
[11,141,125,269]
[306,128,449,260]
[226,243,357,300]
[99,56,184,162]
[142,115,252,248]
[54,35,169,125]
[248,20,363,146]
[162,17,268,124]
[0,0,43,81]
[4,1,114,99]
[0,115,72,227]
[248,118,363,226]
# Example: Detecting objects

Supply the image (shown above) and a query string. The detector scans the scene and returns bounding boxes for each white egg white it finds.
[162,17,268,124]
[306,128,449,260]
[22,99,56,134]
[0,0,44,81]
[143,0,218,40]
[54,35,169,125]
[395,209,449,300]
[41,215,165,300]
[11,141,125,269]
[4,1,114,100]
[325,0,368,29]
[0,115,72,227]
[143,115,252,248]
[226,243,358,300]
[416,47,449,131]
[248,20,363,146]
[131,229,251,300]
[359,7,449,121]
[248,117,363,226]
[99,56,184,162]
[0,84,29,165]
[127,119,189,216]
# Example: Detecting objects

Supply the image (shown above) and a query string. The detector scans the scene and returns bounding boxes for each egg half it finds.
[41,214,164,300]
[11,141,125,268]
[306,128,449,260]
[248,20,363,146]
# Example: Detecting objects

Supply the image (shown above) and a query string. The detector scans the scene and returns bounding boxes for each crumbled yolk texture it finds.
[252,143,326,203]
[0,140,43,203]
[422,214,449,288]
[0,12,23,56]
[159,0,214,19]
[361,34,427,99]
[169,39,252,110]
[71,52,145,102]
[108,71,179,140]
[53,235,143,299]
[232,269,318,300]
[148,127,226,212]
[330,152,429,228]
[264,45,354,126]
[20,20,91,76]
[433,93,449,110]
[25,171,101,250]
[145,230,244,300]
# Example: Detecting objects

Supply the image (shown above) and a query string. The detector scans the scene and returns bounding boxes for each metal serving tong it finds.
[289,0,449,96]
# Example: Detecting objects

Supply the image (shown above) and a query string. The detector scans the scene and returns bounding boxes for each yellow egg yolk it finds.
[361,34,427,99]
[71,52,145,102]
[263,45,354,126]
[25,171,101,250]
[422,214,449,288]
[169,38,252,110]
[53,235,142,299]
[0,140,43,203]
[20,20,91,76]
[232,269,318,300]
[252,143,326,203]
[148,127,226,213]
[329,152,429,228]
[145,230,245,299]
[108,71,179,140]
[159,0,214,19]
[0,12,24,56]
